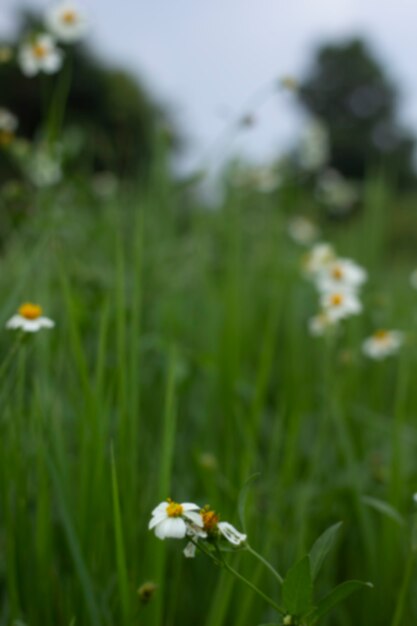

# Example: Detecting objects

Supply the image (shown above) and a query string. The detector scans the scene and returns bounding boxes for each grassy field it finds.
[0,172,416,626]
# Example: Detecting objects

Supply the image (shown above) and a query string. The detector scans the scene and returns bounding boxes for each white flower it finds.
[316,258,367,293]
[0,108,18,146]
[46,2,88,43]
[303,242,336,277]
[362,330,403,360]
[148,500,203,540]
[410,269,417,290]
[288,216,319,246]
[320,289,362,321]
[19,34,63,77]
[217,522,247,546]
[298,117,329,172]
[6,303,54,332]
[316,169,358,215]
[308,311,338,336]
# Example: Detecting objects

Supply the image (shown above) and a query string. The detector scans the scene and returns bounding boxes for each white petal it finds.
[6,315,24,329]
[21,320,42,332]
[39,317,55,328]
[218,522,247,546]
[183,542,197,558]
[154,517,187,540]
[183,511,204,527]
[181,502,201,511]
[151,501,169,516]
[148,511,167,530]
[42,50,63,74]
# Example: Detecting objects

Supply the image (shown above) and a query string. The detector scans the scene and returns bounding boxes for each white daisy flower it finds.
[320,289,362,321]
[362,329,403,360]
[148,500,203,540]
[0,108,18,146]
[46,2,88,43]
[308,311,338,336]
[303,242,336,277]
[18,34,63,77]
[6,303,55,333]
[288,216,319,246]
[316,258,367,293]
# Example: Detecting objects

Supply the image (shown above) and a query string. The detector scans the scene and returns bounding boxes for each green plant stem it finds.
[222,560,285,615]
[391,550,416,626]
[245,544,284,584]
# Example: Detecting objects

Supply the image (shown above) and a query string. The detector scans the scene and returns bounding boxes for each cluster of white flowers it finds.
[304,242,366,335]
[18,2,88,78]
[6,303,54,333]
[149,499,247,559]
[304,243,404,360]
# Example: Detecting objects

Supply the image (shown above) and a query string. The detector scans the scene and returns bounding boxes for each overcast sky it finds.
[2,0,417,172]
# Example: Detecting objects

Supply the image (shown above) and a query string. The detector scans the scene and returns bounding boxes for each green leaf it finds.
[308,580,373,624]
[283,555,313,617]
[238,473,260,534]
[309,521,343,580]
[361,496,405,526]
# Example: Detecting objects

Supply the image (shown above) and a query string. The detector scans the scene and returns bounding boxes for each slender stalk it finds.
[222,560,285,615]
[245,543,284,584]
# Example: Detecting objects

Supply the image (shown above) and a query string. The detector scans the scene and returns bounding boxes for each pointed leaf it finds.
[361,496,405,526]
[308,580,373,624]
[309,522,343,580]
[283,555,313,616]
[238,473,260,533]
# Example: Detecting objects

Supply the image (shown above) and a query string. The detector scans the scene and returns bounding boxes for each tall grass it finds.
[0,175,416,626]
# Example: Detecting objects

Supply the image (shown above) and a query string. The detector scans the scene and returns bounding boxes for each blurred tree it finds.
[0,10,176,182]
[299,38,415,184]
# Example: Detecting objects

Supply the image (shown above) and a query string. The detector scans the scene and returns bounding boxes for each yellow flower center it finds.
[18,303,43,320]
[330,293,344,306]
[166,500,183,517]
[331,266,344,280]
[62,10,77,24]
[201,508,219,533]
[32,44,47,60]
[374,329,389,342]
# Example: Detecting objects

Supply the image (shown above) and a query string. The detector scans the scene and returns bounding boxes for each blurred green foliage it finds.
[299,38,416,185]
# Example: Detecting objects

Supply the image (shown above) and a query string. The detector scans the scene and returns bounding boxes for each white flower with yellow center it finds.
[308,311,338,336]
[288,216,319,246]
[19,34,63,77]
[149,499,204,540]
[6,303,55,332]
[303,242,336,277]
[316,258,367,293]
[46,2,88,43]
[0,108,18,146]
[320,289,362,321]
[362,329,403,360]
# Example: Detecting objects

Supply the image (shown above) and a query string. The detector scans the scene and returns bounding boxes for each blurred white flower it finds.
[288,216,319,246]
[320,289,362,321]
[6,303,54,333]
[362,330,403,360]
[148,500,203,540]
[0,108,18,146]
[29,145,63,187]
[316,258,367,293]
[303,242,336,277]
[410,269,417,290]
[308,311,338,336]
[46,2,88,43]
[18,34,63,77]
[298,117,329,172]
[317,169,358,215]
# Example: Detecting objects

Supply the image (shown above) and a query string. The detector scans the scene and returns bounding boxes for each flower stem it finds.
[222,559,285,615]
[245,543,284,584]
